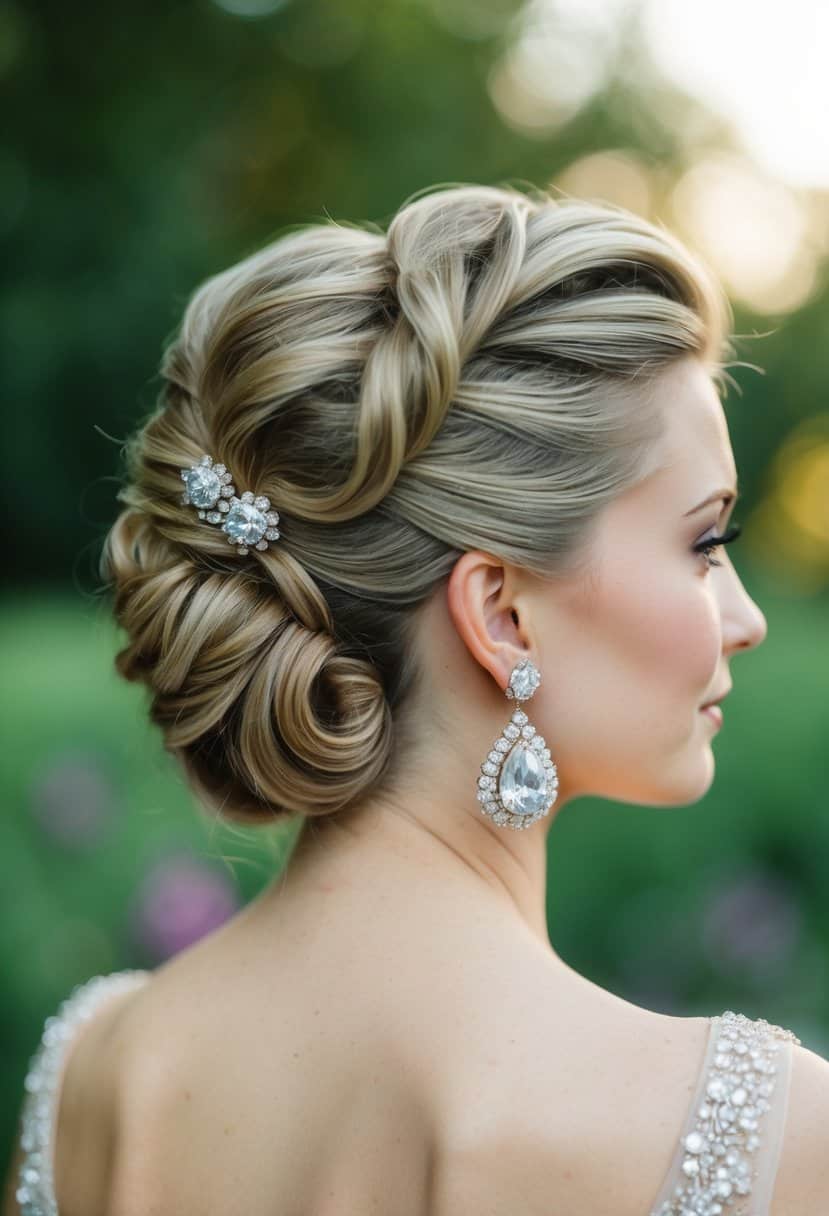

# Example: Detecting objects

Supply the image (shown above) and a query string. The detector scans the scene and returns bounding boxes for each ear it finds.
[446,551,532,694]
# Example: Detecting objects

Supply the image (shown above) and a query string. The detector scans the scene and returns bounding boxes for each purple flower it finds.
[29,748,116,851]
[701,867,801,978]
[128,852,239,961]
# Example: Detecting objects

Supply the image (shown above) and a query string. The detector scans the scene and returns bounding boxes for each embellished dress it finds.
[13,972,800,1215]
[648,1010,801,1215]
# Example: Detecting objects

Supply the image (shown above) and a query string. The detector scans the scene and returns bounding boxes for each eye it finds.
[694,522,742,569]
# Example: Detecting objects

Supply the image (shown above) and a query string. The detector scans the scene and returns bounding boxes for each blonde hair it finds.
[99,183,732,826]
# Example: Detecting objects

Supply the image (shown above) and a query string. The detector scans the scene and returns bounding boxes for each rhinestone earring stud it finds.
[476,658,559,830]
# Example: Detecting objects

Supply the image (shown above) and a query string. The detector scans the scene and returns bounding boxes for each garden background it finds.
[3,0,829,1168]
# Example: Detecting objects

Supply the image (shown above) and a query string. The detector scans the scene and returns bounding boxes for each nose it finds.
[721,559,768,654]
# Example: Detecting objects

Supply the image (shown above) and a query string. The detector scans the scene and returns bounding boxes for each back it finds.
[11,858,829,1216]
[106,869,713,1216]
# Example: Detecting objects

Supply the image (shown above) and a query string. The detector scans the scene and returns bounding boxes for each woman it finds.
[8,184,828,1216]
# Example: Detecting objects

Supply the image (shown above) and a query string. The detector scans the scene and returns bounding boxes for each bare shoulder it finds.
[431,970,829,1216]
[104,946,437,1216]
[418,940,716,1216]
[769,1037,829,1214]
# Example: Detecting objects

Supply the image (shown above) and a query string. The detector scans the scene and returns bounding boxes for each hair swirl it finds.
[99,183,733,825]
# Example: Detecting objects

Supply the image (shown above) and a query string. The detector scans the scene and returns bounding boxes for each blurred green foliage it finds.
[3,0,828,1179]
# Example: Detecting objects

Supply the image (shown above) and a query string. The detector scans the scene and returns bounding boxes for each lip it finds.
[701,686,732,710]
[701,704,723,727]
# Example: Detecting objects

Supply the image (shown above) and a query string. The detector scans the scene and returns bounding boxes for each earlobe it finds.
[446,551,529,692]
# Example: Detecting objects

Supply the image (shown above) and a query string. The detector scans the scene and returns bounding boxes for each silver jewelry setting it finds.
[180,454,281,555]
[476,658,558,830]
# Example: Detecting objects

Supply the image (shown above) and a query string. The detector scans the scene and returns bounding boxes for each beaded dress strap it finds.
[15,970,151,1216]
[649,1010,801,1216]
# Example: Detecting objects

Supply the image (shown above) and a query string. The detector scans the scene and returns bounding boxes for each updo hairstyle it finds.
[99,184,732,826]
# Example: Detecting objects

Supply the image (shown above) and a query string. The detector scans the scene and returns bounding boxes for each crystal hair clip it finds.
[179,454,281,556]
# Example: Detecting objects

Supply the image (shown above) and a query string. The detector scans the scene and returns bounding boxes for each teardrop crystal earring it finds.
[476,658,559,830]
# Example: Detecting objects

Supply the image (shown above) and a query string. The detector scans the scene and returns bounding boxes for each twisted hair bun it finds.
[100,184,731,825]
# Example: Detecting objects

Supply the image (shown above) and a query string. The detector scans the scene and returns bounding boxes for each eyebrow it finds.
[684,488,739,517]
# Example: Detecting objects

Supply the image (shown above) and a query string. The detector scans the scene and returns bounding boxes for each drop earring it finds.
[476,658,559,830]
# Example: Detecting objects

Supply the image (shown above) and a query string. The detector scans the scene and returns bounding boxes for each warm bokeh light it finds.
[487,0,630,136]
[551,149,655,218]
[780,442,829,548]
[490,0,829,311]
[491,0,829,190]
[642,0,829,189]
[746,416,829,593]
[669,155,820,315]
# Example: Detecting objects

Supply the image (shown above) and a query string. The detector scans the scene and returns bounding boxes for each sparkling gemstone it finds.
[509,660,540,699]
[224,500,267,546]
[649,1009,802,1216]
[183,465,222,508]
[498,742,548,817]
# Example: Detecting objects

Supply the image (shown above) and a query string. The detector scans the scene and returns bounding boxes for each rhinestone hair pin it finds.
[179,454,281,555]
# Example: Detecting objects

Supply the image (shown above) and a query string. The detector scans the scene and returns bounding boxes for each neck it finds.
[285,773,558,949]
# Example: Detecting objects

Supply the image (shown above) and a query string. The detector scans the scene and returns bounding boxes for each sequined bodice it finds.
[14,973,800,1216]
[649,1010,801,1215]
[14,970,150,1216]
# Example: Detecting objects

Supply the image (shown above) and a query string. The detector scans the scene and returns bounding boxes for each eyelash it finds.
[694,523,742,568]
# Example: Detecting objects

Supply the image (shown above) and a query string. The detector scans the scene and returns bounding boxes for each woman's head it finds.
[442,355,765,822]
[100,182,751,831]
